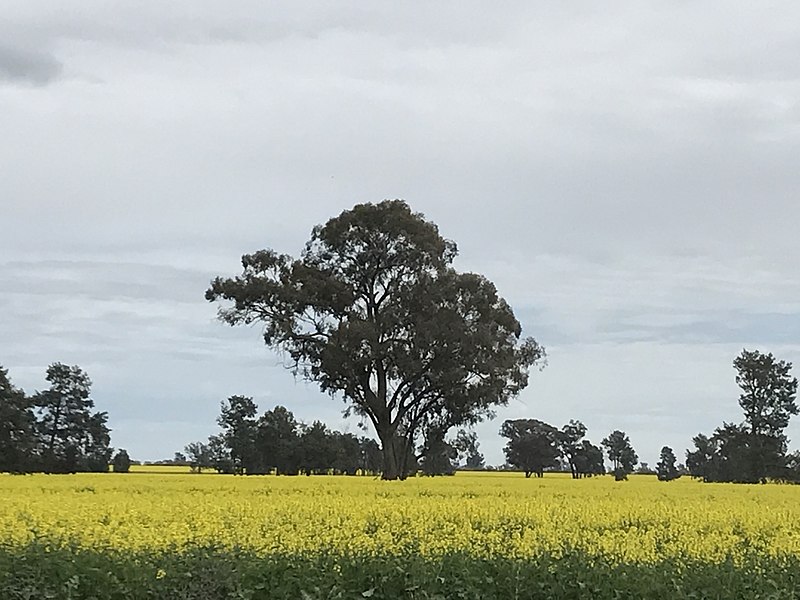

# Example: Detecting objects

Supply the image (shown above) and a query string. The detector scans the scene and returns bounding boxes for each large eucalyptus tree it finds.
[206,200,544,479]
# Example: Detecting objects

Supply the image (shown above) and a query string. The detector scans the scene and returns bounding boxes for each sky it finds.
[2,2,800,468]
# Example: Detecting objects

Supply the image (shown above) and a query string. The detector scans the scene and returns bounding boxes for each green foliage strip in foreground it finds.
[2,545,800,600]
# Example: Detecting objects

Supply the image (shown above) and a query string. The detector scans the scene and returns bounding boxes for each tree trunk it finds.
[379,430,400,480]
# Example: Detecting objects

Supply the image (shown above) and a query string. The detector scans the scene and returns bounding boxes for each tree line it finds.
[181,397,381,475]
[499,418,681,482]
[2,347,797,484]
[181,395,485,476]
[182,395,687,481]
[501,349,799,484]
[0,363,130,474]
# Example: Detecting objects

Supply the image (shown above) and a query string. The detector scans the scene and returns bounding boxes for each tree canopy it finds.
[656,446,679,481]
[602,430,638,480]
[687,349,798,484]
[735,349,798,438]
[0,363,113,474]
[206,200,544,479]
[0,366,35,473]
[34,363,112,474]
[186,402,384,476]
[500,419,561,478]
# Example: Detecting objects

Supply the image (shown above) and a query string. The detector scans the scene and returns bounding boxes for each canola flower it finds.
[2,470,800,566]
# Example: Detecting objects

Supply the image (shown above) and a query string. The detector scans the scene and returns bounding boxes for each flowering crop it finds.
[3,471,800,567]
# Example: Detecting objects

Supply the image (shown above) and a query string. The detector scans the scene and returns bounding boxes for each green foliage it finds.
[206,200,544,479]
[2,544,800,600]
[1,362,114,475]
[205,402,386,476]
[656,446,679,481]
[557,420,587,479]
[572,440,605,478]
[184,441,212,473]
[555,420,604,479]
[298,420,335,475]
[500,419,561,478]
[34,363,112,474]
[419,427,457,476]
[217,395,258,474]
[686,433,718,482]
[112,449,132,473]
[256,405,301,475]
[207,434,235,473]
[688,349,798,484]
[452,429,485,470]
[601,430,638,480]
[0,366,35,473]
[735,349,798,438]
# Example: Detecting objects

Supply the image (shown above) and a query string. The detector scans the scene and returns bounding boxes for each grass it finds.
[2,544,800,599]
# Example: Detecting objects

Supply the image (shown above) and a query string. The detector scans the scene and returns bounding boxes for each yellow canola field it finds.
[2,471,800,565]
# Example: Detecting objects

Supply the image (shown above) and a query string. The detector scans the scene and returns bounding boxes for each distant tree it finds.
[602,430,638,481]
[112,449,132,473]
[330,431,362,475]
[557,420,588,479]
[0,366,35,473]
[83,412,113,472]
[359,438,383,475]
[686,350,797,484]
[686,433,719,482]
[206,200,545,480]
[500,419,561,478]
[217,395,258,474]
[256,405,300,475]
[299,421,335,475]
[784,451,800,483]
[709,421,790,484]
[711,430,750,484]
[636,462,655,475]
[34,363,111,473]
[207,434,234,473]
[419,427,457,476]
[184,441,212,473]
[172,451,188,465]
[573,440,605,477]
[713,422,756,483]
[734,349,797,482]
[735,349,798,438]
[452,429,484,470]
[656,446,679,481]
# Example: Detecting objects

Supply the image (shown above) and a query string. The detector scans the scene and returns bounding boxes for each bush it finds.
[112,450,131,473]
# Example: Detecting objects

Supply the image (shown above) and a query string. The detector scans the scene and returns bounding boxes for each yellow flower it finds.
[2,470,800,565]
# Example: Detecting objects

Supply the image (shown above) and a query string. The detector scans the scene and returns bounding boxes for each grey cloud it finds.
[597,310,800,346]
[468,254,800,350]
[4,260,214,304]
[0,2,516,57]
[0,44,62,85]
[2,2,800,465]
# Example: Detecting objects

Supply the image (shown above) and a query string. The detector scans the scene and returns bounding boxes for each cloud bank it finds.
[2,1,800,466]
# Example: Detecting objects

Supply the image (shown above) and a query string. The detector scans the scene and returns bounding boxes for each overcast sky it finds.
[3,2,800,467]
